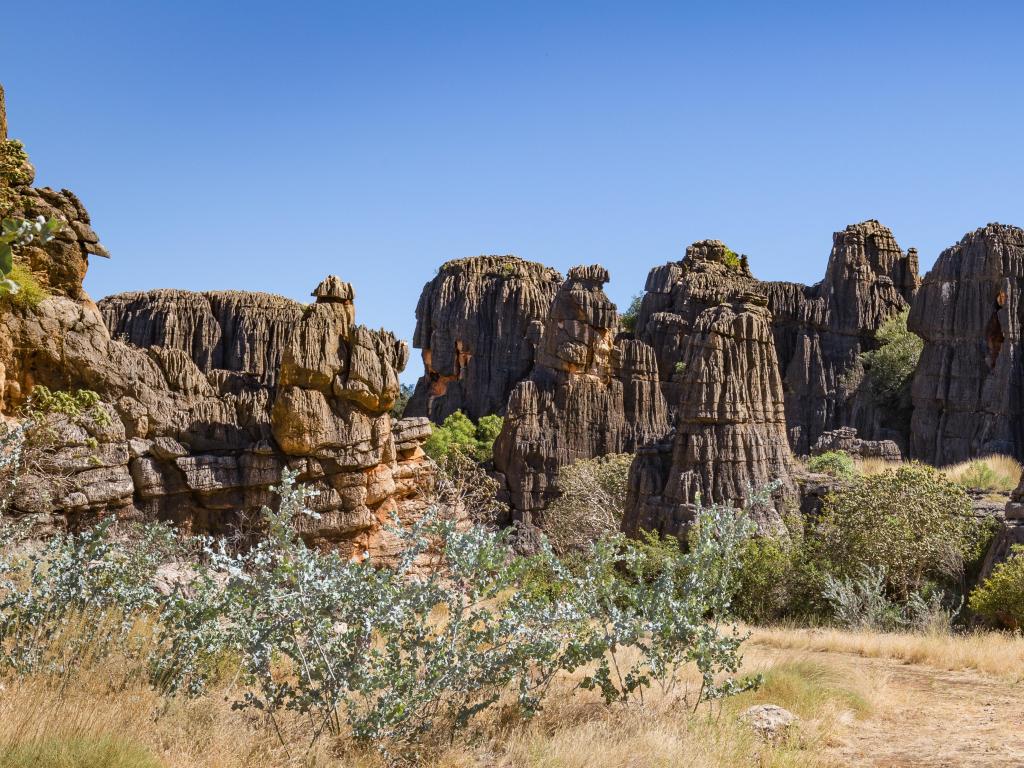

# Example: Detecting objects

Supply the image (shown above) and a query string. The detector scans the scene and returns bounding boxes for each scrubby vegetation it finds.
[389,383,414,418]
[859,309,922,431]
[544,453,633,553]
[0,444,762,762]
[735,463,994,629]
[618,294,643,334]
[0,215,60,297]
[942,454,1022,494]
[970,546,1024,629]
[422,410,503,462]
[806,450,856,478]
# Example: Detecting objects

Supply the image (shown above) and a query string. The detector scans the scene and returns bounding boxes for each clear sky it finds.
[4,1,1022,383]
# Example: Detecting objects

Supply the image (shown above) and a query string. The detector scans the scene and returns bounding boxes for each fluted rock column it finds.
[624,294,796,538]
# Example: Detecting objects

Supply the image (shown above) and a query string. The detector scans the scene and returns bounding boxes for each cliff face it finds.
[908,224,1024,464]
[0,109,433,562]
[492,265,669,522]
[623,294,796,538]
[636,221,919,454]
[407,256,563,422]
[100,290,305,387]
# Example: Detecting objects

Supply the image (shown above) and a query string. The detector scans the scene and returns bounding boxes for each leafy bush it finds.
[969,546,1024,629]
[860,309,922,430]
[423,410,503,462]
[544,453,633,554]
[812,463,985,600]
[721,247,741,271]
[618,293,643,334]
[821,565,960,632]
[807,450,857,478]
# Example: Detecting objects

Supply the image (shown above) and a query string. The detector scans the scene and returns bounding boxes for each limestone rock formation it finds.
[979,474,1024,582]
[100,291,305,386]
[623,295,796,539]
[909,224,1024,464]
[407,256,563,422]
[492,265,669,522]
[0,96,433,562]
[811,426,902,462]
[636,222,919,454]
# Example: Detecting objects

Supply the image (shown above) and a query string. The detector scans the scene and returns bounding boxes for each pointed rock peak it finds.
[683,240,752,277]
[312,275,354,303]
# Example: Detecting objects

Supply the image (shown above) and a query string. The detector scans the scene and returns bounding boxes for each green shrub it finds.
[807,450,857,478]
[2,263,48,307]
[860,309,922,432]
[811,463,984,600]
[721,246,741,271]
[618,293,643,334]
[423,410,503,462]
[969,546,1024,629]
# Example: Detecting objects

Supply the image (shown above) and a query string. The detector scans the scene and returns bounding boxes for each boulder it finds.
[811,426,902,462]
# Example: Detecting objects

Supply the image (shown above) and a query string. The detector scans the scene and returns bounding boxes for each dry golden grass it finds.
[749,625,1024,682]
[4,625,1020,767]
[939,453,1022,493]
[851,456,901,476]
[0,640,871,768]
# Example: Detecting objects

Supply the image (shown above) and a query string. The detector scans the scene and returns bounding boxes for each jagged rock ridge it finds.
[0,91,434,561]
[636,221,919,454]
[407,255,563,422]
[492,265,669,522]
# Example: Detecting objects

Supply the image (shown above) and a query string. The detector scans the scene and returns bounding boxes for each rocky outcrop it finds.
[407,256,563,422]
[909,224,1024,464]
[623,294,796,539]
[979,476,1024,582]
[0,95,434,562]
[636,222,919,454]
[100,291,305,386]
[492,265,669,522]
[811,426,902,462]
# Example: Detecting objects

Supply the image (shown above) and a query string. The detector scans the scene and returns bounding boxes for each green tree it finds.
[618,293,644,334]
[860,309,922,431]
[423,410,504,463]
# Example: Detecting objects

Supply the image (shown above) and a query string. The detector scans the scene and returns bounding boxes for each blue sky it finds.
[4,1,1022,383]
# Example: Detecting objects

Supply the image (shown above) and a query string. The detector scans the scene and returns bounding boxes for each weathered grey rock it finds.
[741,705,798,743]
[811,426,902,462]
[636,222,919,454]
[493,265,669,523]
[407,255,563,422]
[99,290,305,386]
[623,296,796,538]
[909,223,1024,464]
[0,110,435,563]
[978,472,1024,582]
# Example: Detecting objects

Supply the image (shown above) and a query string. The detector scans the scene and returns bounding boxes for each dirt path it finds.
[755,645,1024,768]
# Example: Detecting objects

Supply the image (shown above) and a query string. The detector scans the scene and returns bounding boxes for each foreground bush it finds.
[969,546,1024,629]
[1,470,759,760]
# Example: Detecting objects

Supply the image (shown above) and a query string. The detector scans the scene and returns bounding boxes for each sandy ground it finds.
[756,645,1024,768]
